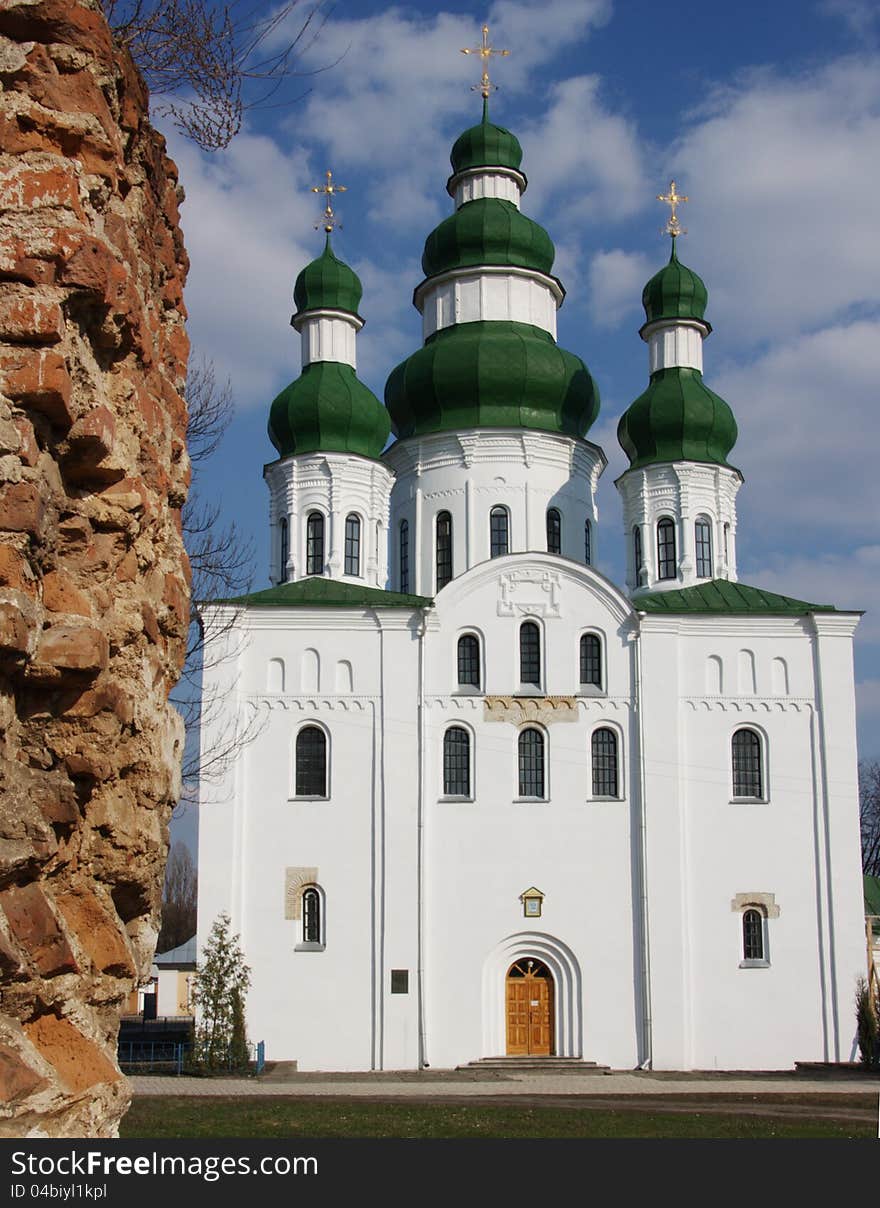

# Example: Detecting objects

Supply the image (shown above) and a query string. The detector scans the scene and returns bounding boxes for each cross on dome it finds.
[461,23,510,99]
[311,170,347,233]
[657,180,688,238]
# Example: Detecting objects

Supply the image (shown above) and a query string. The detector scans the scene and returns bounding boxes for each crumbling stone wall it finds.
[0,0,190,1136]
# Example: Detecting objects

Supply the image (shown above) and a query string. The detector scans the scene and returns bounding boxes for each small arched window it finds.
[279,517,289,583]
[443,726,471,797]
[657,517,676,580]
[457,634,481,688]
[518,727,545,798]
[302,887,321,944]
[633,526,642,580]
[399,519,409,593]
[579,634,602,689]
[591,727,618,797]
[732,728,763,799]
[295,725,327,797]
[742,909,764,962]
[436,511,453,590]
[519,621,541,687]
[546,507,562,555]
[584,519,592,566]
[490,506,509,558]
[344,513,361,577]
[306,512,324,577]
[695,516,713,578]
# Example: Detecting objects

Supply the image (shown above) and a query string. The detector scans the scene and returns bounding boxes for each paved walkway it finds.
[130,1068,879,1099]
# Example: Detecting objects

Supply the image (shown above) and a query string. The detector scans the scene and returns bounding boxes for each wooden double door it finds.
[505,959,554,1056]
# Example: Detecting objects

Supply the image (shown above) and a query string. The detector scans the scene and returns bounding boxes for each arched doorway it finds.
[505,959,554,1056]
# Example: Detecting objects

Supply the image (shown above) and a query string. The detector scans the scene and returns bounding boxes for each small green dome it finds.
[617,366,737,470]
[293,236,363,318]
[450,106,523,176]
[422,197,554,279]
[385,320,599,440]
[269,361,390,459]
[642,239,708,326]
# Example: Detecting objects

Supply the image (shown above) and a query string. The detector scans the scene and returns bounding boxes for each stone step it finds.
[258,1060,299,1080]
[459,1057,611,1074]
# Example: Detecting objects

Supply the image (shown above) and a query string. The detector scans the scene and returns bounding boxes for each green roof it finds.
[422,198,554,279]
[635,580,838,615]
[642,238,709,327]
[449,101,524,178]
[293,235,363,318]
[386,320,599,440]
[268,361,390,460]
[865,876,880,927]
[617,366,738,470]
[217,578,433,609]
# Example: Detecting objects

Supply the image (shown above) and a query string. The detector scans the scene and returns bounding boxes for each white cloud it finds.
[855,680,880,758]
[817,0,880,39]
[743,546,880,641]
[587,248,652,327]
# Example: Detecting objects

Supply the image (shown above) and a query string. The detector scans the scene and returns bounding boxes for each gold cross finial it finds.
[461,23,509,99]
[311,170,347,233]
[657,180,688,238]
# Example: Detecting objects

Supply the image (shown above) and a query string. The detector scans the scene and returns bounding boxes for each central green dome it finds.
[386,320,598,440]
[422,197,554,279]
[293,236,363,318]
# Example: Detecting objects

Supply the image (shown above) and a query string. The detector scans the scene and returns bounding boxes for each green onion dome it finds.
[422,198,554,279]
[385,320,599,440]
[268,361,390,459]
[641,238,708,327]
[293,236,363,318]
[617,366,737,470]
[450,108,524,177]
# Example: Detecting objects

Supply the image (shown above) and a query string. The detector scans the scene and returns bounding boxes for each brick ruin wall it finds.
[0,0,190,1135]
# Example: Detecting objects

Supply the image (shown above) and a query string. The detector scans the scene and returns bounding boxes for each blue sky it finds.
[162,0,880,845]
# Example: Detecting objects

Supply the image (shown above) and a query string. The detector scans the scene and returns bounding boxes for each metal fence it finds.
[118,1038,265,1076]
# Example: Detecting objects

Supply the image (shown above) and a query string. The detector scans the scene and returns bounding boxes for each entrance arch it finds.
[482,932,583,1059]
[506,958,554,1055]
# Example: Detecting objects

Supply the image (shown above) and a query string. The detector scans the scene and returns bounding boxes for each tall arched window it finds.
[443,726,471,797]
[518,727,545,798]
[742,909,764,961]
[657,517,676,580]
[302,887,321,944]
[436,511,453,590]
[490,506,509,557]
[306,512,324,577]
[279,517,289,583]
[732,728,763,798]
[295,725,327,797]
[399,519,409,593]
[546,507,562,555]
[633,526,642,580]
[579,634,602,689]
[695,516,713,578]
[519,621,541,687]
[457,634,481,688]
[591,727,618,797]
[584,519,592,566]
[344,513,361,577]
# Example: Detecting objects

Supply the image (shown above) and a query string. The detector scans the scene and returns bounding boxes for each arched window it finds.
[633,526,642,580]
[399,519,409,593]
[436,511,453,590]
[695,516,713,578]
[490,506,509,557]
[518,727,545,798]
[295,725,327,797]
[591,727,618,797]
[579,634,602,689]
[344,513,361,577]
[657,517,676,580]
[584,519,592,566]
[306,512,324,577]
[302,887,321,945]
[519,621,541,687]
[443,726,471,797]
[742,909,764,962]
[457,634,481,688]
[732,728,763,798]
[279,517,289,583]
[546,507,562,555]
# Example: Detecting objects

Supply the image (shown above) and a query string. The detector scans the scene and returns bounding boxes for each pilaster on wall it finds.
[0,0,190,1137]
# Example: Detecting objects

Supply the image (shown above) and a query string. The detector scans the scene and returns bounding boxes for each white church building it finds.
[197,96,866,1072]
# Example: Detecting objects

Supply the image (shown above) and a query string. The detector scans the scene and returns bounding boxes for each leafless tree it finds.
[157,842,198,951]
[860,759,880,876]
[102,0,333,150]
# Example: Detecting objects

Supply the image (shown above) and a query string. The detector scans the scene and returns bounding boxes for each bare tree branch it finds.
[861,759,880,876]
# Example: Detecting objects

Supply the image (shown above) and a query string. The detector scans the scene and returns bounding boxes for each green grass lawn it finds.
[121,1096,874,1140]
